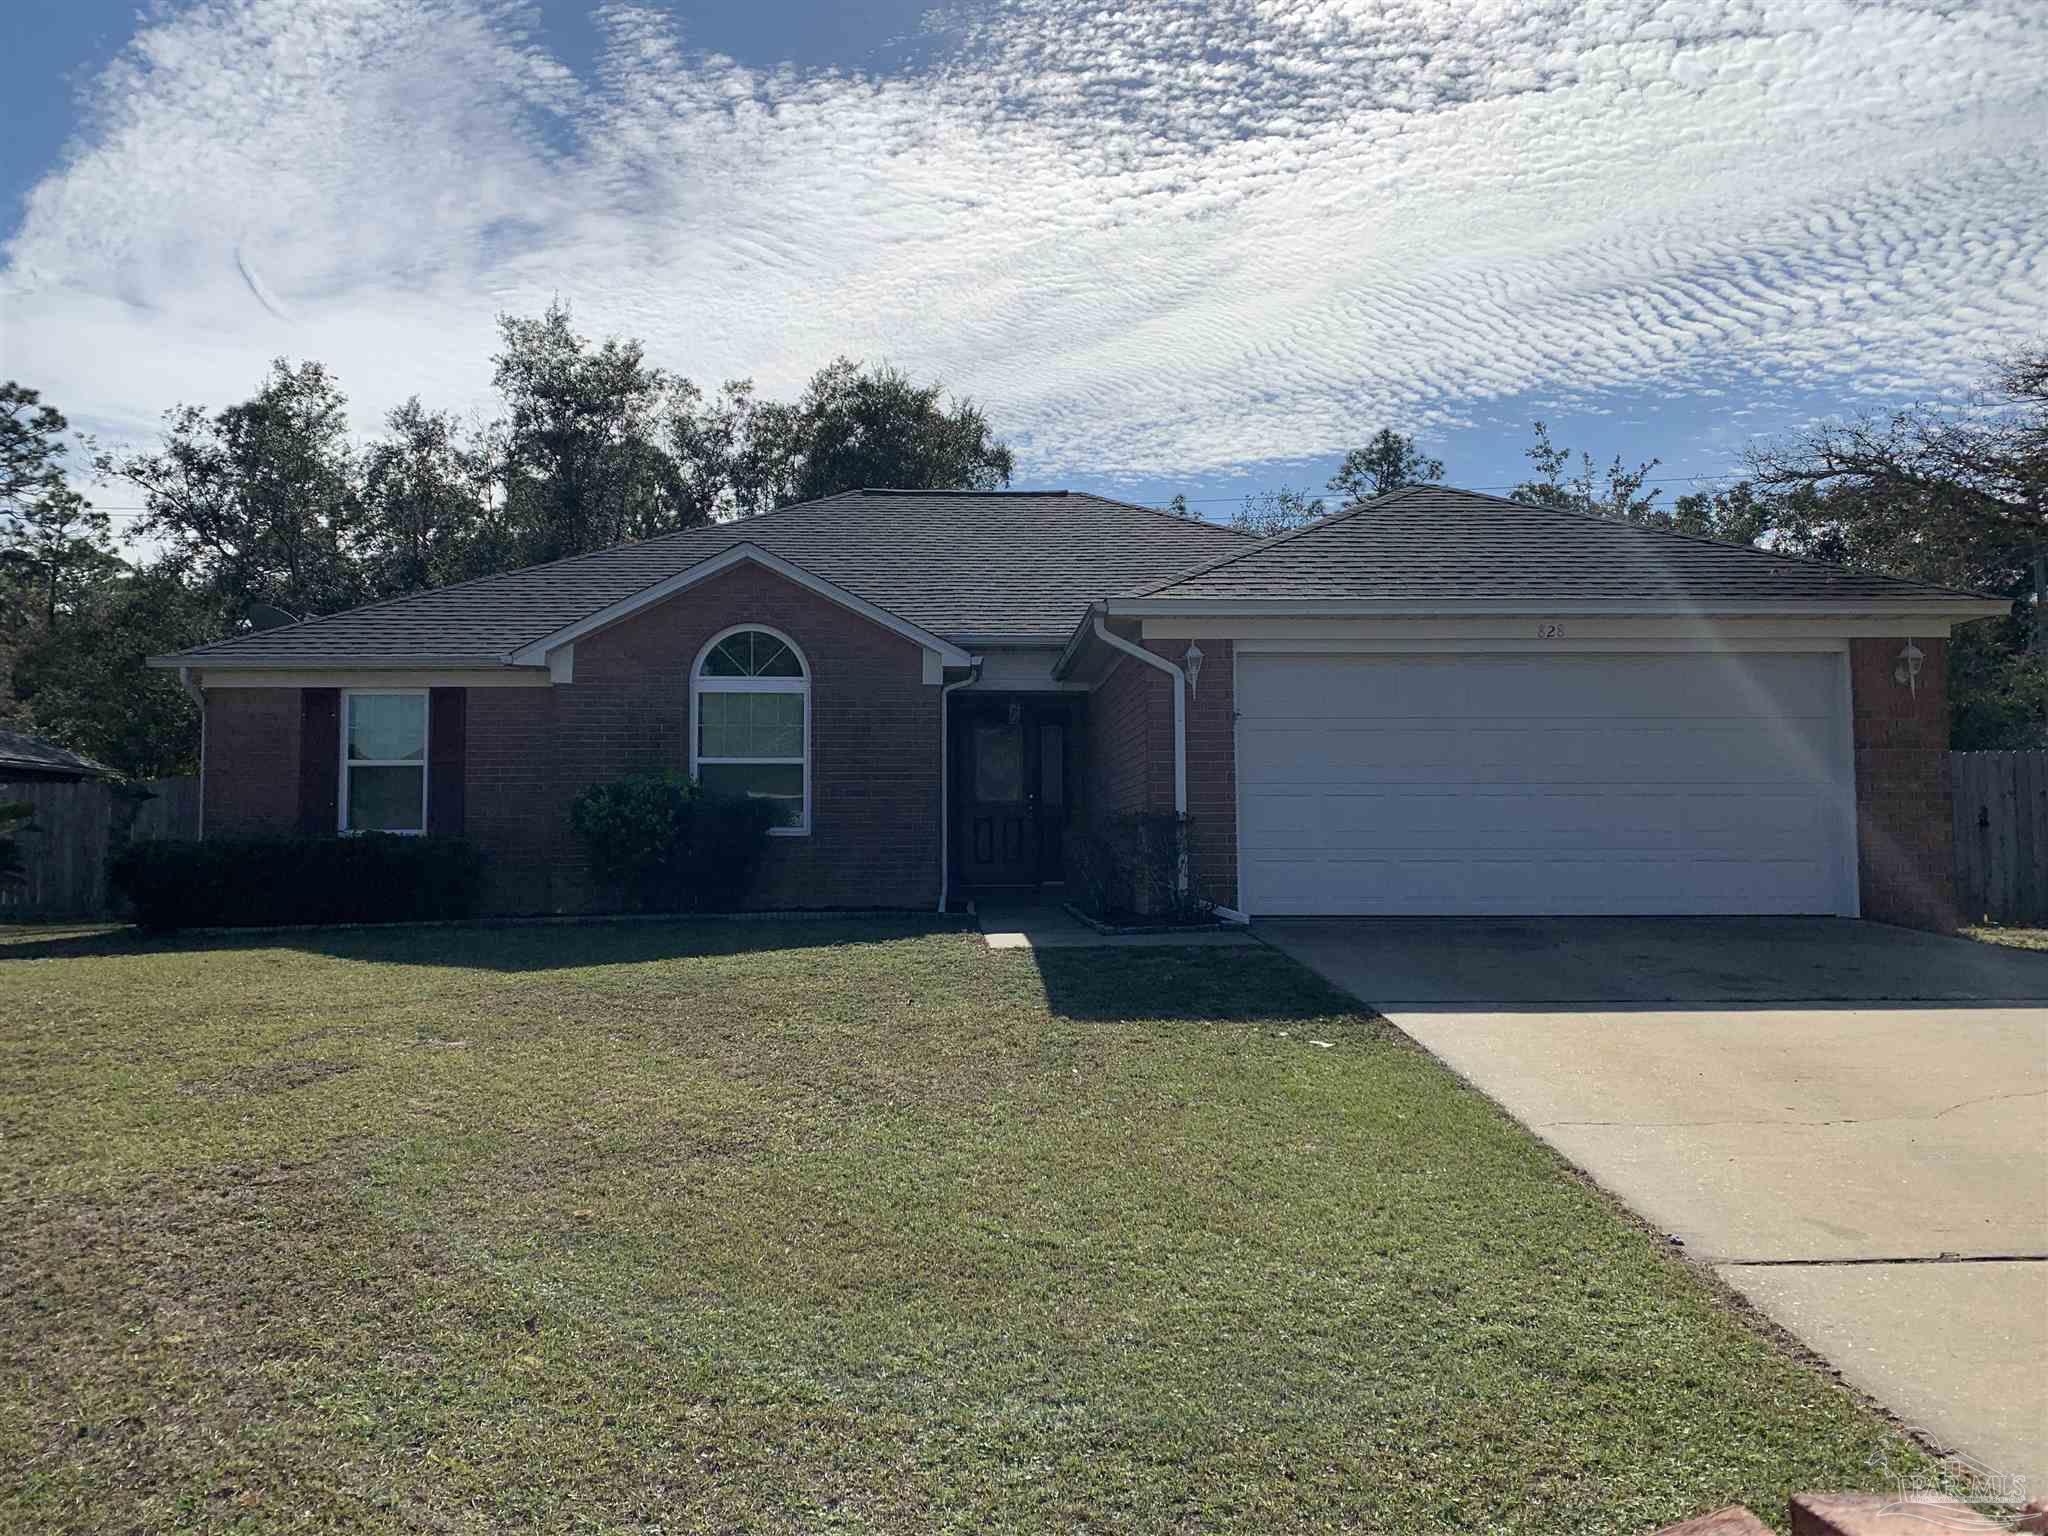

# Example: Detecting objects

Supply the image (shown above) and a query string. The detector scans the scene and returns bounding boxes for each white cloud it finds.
[3,0,2043,478]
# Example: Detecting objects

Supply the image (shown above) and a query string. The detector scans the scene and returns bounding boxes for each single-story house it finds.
[0,729,115,784]
[153,485,2003,929]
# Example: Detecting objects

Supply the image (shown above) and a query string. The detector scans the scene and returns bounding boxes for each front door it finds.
[955,700,1074,889]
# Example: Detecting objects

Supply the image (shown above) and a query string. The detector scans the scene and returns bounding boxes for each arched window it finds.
[691,626,809,834]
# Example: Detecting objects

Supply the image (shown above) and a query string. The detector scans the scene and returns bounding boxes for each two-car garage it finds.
[1234,649,1858,917]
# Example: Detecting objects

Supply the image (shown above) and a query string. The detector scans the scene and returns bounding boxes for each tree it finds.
[1751,344,2047,648]
[1748,343,2047,747]
[777,359,1014,507]
[358,399,491,598]
[1665,479,1784,547]
[1512,421,1663,522]
[1,383,117,631]
[11,568,217,779]
[1327,429,1444,502]
[105,360,364,621]
[490,303,689,563]
[1232,485,1325,537]
[665,377,799,522]
[665,360,1016,518]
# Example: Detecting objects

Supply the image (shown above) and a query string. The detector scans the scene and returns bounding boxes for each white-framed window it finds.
[340,690,429,834]
[690,625,809,835]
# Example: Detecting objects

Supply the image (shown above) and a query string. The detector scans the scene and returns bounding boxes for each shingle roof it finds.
[0,729,113,780]
[1132,484,1999,606]
[166,491,1253,666]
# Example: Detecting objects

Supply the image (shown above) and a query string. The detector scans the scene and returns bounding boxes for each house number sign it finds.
[1535,621,1565,639]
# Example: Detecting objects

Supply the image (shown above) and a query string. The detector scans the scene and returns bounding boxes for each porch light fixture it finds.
[1182,642,1204,696]
[1894,640,1924,697]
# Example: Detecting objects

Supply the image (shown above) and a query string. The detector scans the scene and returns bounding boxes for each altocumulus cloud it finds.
[2,0,2043,477]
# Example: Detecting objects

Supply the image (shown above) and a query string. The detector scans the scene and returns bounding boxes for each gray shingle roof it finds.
[0,729,113,780]
[1132,485,1999,606]
[166,491,1253,666]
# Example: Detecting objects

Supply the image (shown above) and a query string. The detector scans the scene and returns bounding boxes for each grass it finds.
[1961,923,2048,951]
[0,919,1933,1533]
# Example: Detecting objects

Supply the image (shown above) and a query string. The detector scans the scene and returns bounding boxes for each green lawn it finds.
[1962,923,2048,951]
[1,920,1931,1533]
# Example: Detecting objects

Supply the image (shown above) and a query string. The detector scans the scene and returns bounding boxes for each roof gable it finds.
[162,490,1252,669]
[505,543,973,668]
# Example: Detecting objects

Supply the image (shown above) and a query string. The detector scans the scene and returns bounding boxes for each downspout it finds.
[178,665,206,840]
[1089,615,1188,894]
[937,657,983,913]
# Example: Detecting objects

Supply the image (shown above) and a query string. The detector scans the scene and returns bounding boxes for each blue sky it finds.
[3,0,2044,532]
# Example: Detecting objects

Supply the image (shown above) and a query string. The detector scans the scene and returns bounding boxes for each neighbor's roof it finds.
[1128,485,2004,608]
[164,490,1253,667]
[0,729,114,780]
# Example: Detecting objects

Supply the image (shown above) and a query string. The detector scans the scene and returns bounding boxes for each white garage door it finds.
[1237,651,1854,917]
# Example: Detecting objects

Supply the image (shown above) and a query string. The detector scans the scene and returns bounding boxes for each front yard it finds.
[1,921,1930,1532]
[1963,923,2048,951]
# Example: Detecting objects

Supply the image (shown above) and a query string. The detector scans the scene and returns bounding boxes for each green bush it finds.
[110,835,485,931]
[569,774,783,911]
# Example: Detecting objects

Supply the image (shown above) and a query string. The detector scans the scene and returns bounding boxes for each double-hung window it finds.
[691,627,808,834]
[341,691,429,833]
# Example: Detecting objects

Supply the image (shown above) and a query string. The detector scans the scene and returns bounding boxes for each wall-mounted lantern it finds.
[1894,640,1925,697]
[1183,642,1205,696]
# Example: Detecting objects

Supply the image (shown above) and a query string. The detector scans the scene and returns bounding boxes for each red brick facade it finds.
[1849,635,1958,931]
[1079,629,1238,911]
[202,688,302,837]
[200,563,944,914]
[199,607,1962,930]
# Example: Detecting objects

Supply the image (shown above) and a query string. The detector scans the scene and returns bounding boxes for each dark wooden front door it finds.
[955,700,1074,889]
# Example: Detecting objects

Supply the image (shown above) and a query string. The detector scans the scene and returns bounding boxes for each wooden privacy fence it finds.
[0,777,199,920]
[1951,751,2048,925]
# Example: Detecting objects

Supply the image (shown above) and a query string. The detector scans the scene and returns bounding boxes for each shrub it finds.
[1069,812,1210,925]
[569,774,782,911]
[110,835,485,931]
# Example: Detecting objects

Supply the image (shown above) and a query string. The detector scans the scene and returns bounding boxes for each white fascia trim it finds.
[1106,596,2011,622]
[504,542,974,669]
[1050,607,1100,680]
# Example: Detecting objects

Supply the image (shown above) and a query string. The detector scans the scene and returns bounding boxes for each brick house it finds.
[155,486,2002,929]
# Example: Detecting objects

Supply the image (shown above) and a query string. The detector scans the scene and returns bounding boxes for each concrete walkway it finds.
[978,903,1257,950]
[1259,917,2048,1493]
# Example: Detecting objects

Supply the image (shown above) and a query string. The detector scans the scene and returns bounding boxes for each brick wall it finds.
[1182,639,1236,911]
[201,688,301,837]
[553,560,943,911]
[1850,635,1958,931]
[1083,640,1168,822]
[465,686,563,913]
[1079,629,1238,911]
[197,563,944,913]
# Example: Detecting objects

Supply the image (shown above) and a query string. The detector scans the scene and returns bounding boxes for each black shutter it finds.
[428,688,466,836]
[299,689,341,834]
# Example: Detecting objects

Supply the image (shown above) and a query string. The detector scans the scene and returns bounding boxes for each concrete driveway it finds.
[1259,917,2048,1492]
